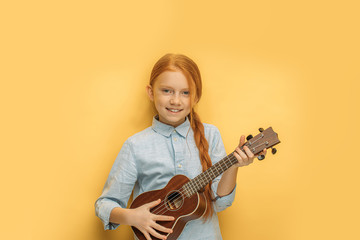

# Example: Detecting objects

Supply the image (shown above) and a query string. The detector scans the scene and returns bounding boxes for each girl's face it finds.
[147,70,191,127]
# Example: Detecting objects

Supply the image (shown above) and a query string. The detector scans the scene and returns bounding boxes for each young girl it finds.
[95,53,266,240]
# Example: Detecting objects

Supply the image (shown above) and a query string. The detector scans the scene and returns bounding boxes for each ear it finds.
[146,85,154,102]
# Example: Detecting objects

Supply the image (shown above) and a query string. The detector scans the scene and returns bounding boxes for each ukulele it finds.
[130,127,280,240]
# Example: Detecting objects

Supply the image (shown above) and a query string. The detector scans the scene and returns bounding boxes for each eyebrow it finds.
[158,85,189,91]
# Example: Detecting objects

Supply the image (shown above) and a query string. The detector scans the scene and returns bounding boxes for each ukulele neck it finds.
[182,151,238,197]
[181,126,280,197]
[182,152,238,197]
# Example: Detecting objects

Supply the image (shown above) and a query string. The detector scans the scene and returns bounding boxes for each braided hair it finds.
[149,53,214,220]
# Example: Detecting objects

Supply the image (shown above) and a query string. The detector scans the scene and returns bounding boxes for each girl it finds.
[95,53,266,240]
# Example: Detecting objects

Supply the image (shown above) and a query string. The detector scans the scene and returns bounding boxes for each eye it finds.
[182,91,190,96]
[162,89,172,94]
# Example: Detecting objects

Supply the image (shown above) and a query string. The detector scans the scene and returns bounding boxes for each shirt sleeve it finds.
[207,125,236,212]
[95,139,138,230]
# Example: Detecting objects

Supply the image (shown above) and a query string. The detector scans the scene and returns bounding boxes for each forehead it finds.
[155,71,189,89]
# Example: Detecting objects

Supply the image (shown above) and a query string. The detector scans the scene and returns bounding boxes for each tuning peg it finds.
[257,155,265,160]
[271,148,277,154]
[246,134,253,141]
[259,128,264,132]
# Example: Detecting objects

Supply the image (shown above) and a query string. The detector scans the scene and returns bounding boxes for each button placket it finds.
[172,131,184,174]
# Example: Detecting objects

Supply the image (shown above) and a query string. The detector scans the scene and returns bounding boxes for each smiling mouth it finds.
[166,108,182,113]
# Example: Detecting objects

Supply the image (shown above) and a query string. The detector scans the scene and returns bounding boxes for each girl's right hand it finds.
[128,199,175,240]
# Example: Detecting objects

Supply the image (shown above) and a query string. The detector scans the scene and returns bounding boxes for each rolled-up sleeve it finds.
[95,140,138,230]
[207,126,237,212]
[211,179,236,212]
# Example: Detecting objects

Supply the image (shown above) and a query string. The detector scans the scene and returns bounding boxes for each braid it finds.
[149,53,215,220]
[190,110,214,220]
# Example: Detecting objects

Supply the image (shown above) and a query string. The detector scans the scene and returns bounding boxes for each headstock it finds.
[244,127,280,160]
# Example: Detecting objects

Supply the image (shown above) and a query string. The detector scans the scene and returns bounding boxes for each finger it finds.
[146,199,162,209]
[255,148,267,158]
[239,135,246,147]
[140,229,152,240]
[153,222,173,234]
[148,226,168,240]
[234,149,247,165]
[154,214,175,222]
[263,148,267,155]
[233,152,244,166]
[235,147,248,161]
[243,146,255,160]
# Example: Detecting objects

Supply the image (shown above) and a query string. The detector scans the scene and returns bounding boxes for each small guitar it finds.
[130,127,281,240]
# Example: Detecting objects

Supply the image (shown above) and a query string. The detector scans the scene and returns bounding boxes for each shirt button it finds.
[174,137,177,141]
[178,164,182,168]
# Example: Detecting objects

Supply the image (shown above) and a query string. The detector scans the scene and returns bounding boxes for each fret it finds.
[186,185,192,197]
[181,127,280,198]
[184,183,190,196]
[223,161,229,171]
[188,183,195,196]
[214,165,219,175]
[204,171,210,183]
[210,168,216,179]
[193,178,199,191]
[219,162,226,172]
[224,157,229,169]
[181,186,188,197]
[194,179,200,191]
[189,181,196,194]
[206,169,212,180]
[215,164,221,174]
[199,175,206,188]
[194,179,200,190]
[231,154,238,165]
[187,185,191,196]
[219,163,224,171]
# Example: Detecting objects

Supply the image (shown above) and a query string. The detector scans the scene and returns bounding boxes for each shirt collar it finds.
[151,116,190,138]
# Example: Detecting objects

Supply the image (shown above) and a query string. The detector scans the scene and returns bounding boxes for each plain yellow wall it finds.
[1,0,359,239]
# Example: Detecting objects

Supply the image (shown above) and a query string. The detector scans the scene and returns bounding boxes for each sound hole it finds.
[165,190,184,211]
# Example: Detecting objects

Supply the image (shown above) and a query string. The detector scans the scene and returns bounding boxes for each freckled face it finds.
[147,70,191,127]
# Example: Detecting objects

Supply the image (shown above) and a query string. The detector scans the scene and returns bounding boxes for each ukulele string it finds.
[152,153,238,216]
[151,144,266,216]
[151,188,188,216]
[152,159,231,216]
[151,176,207,215]
[151,190,184,215]
[153,177,216,216]
[146,132,275,218]
[152,134,268,215]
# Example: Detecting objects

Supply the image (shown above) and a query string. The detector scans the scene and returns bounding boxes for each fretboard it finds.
[180,127,280,198]
[181,150,239,197]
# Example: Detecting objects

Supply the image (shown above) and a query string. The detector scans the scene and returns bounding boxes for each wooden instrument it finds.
[130,127,280,240]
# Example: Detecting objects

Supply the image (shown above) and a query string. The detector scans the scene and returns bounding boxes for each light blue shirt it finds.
[95,117,236,239]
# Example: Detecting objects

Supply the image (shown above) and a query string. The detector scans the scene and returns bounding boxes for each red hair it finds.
[149,53,214,220]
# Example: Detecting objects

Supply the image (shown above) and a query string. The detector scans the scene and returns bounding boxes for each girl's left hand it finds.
[233,135,267,167]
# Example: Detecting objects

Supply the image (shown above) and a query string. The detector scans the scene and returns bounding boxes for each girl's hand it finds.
[233,135,267,167]
[128,199,174,240]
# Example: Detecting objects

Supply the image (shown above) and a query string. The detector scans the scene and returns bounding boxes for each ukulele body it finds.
[130,174,207,240]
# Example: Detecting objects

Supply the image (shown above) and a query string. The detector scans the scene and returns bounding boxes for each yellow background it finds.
[1,0,359,239]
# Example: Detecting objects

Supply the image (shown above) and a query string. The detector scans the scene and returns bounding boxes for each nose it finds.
[170,93,181,105]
